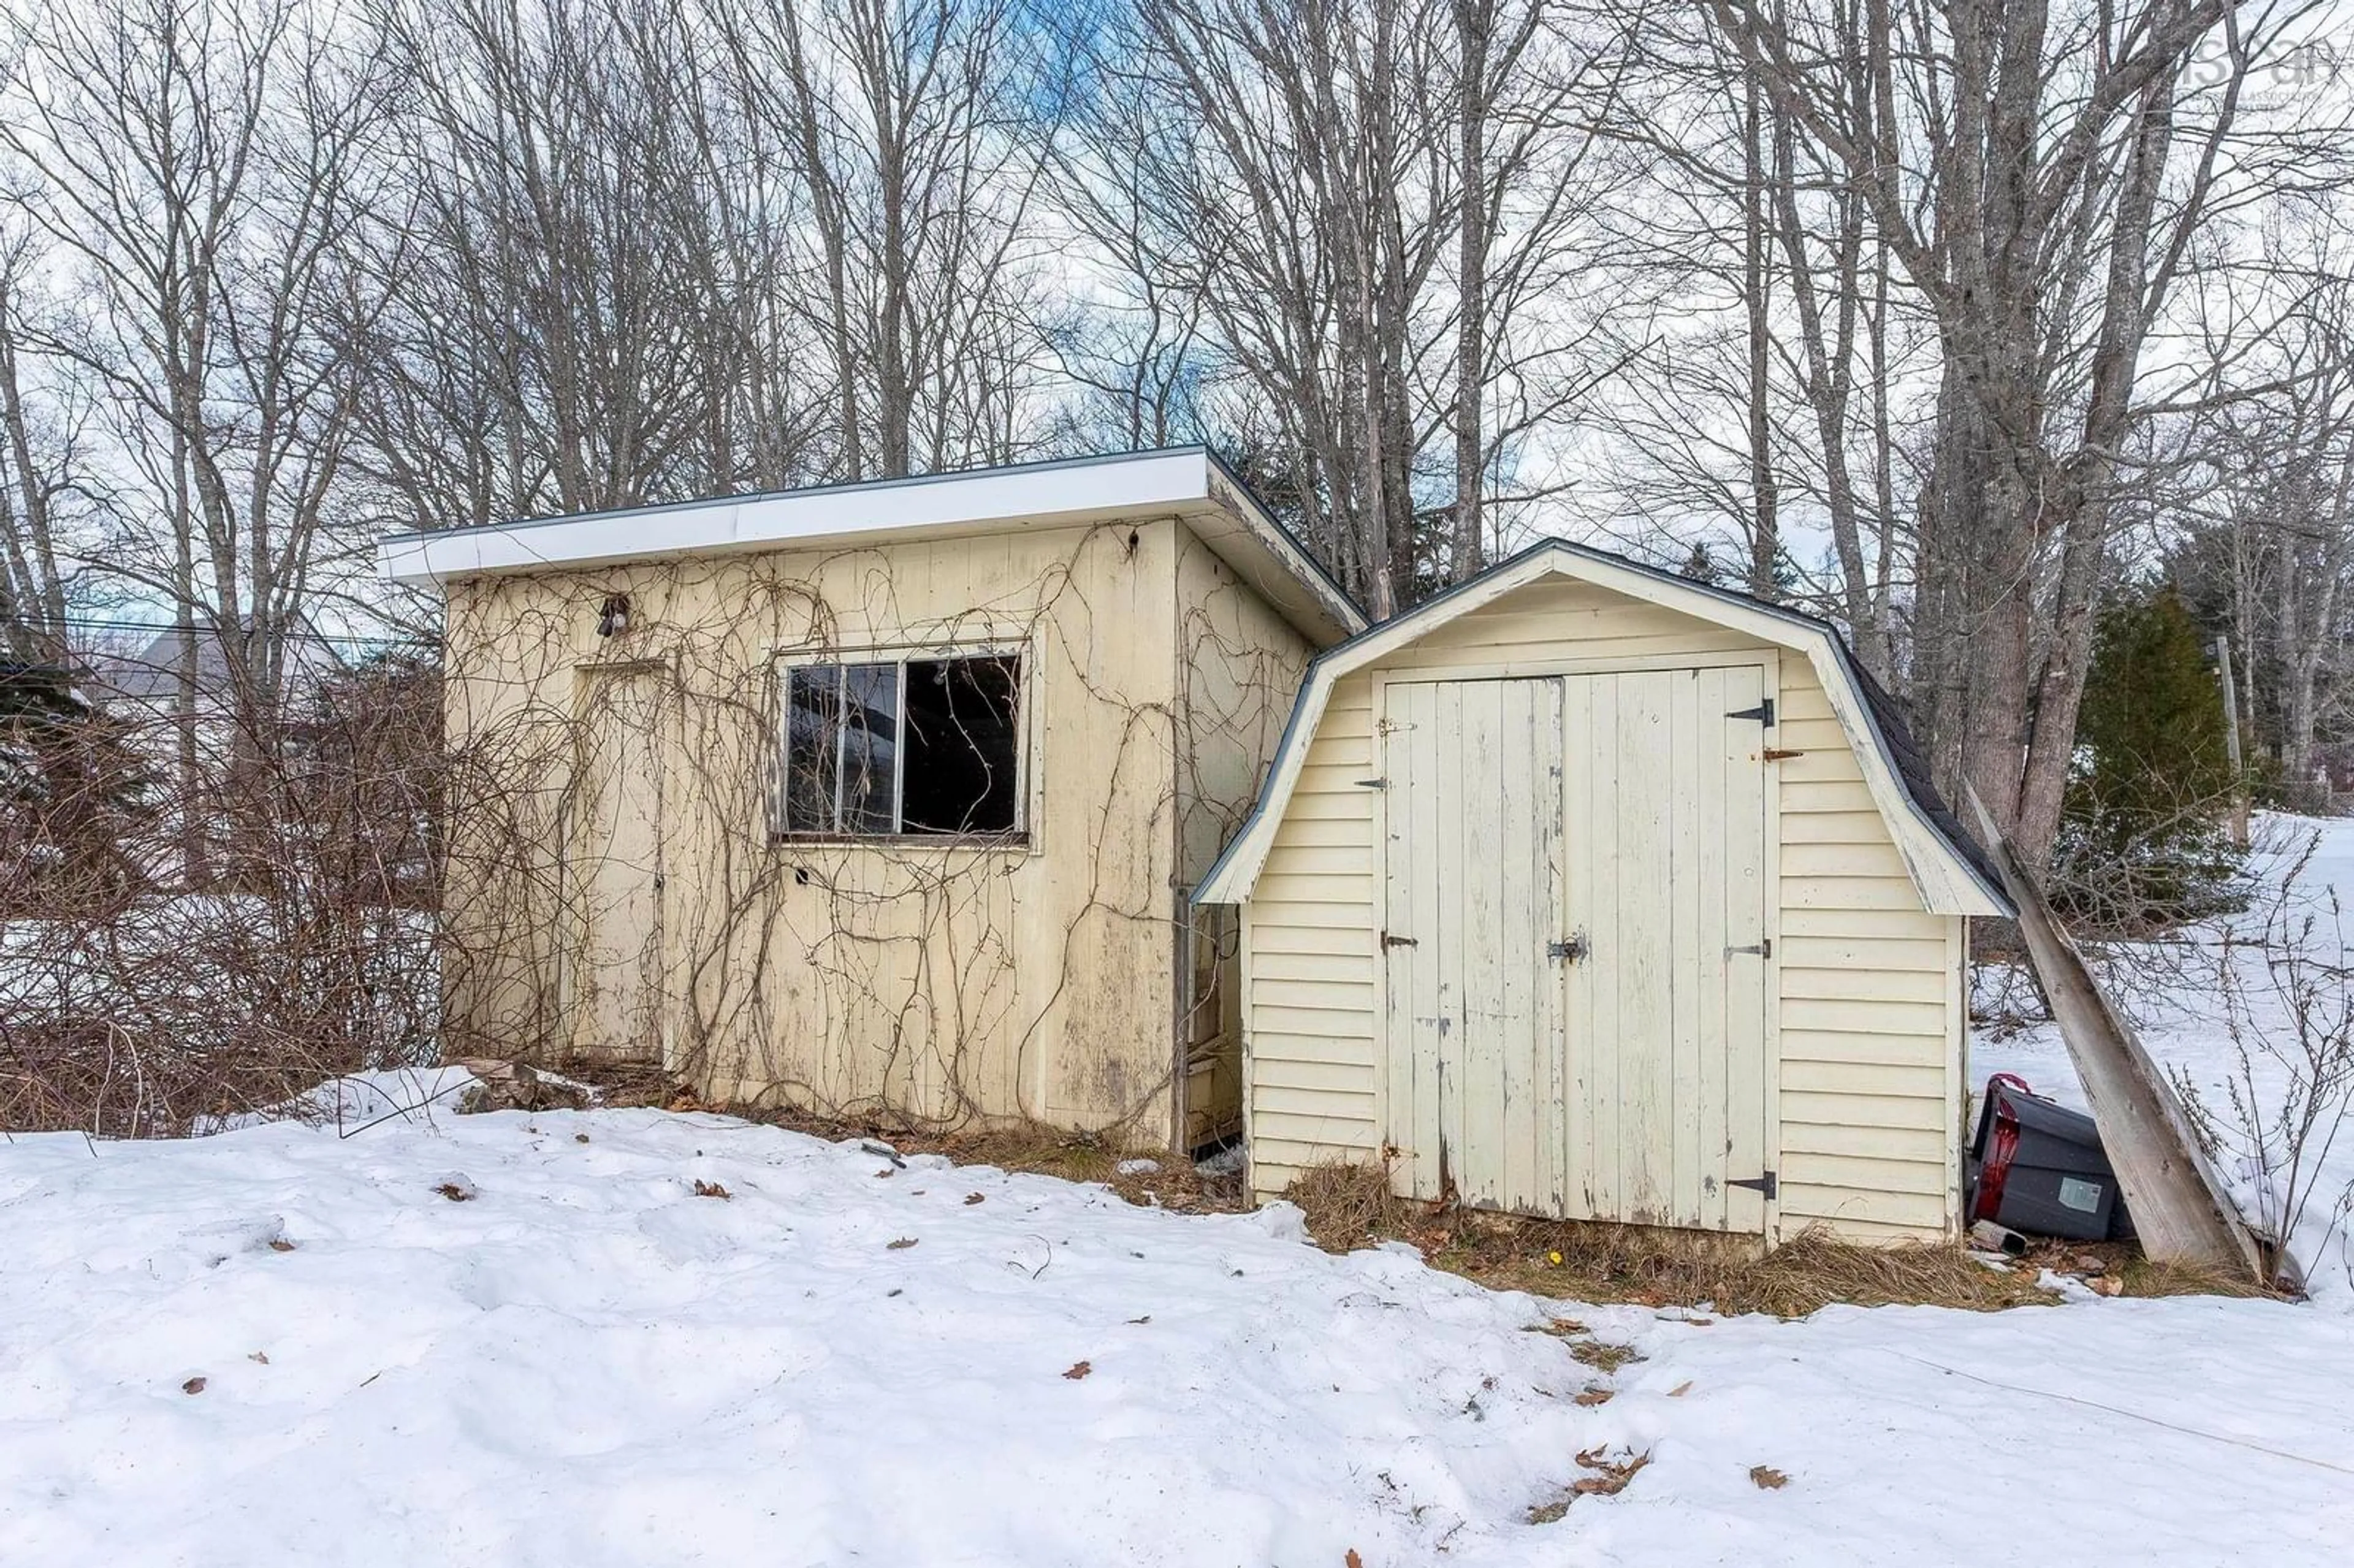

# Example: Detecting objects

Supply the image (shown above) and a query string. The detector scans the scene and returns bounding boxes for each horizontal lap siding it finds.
[1774,675,1962,1241]
[1244,580,1965,1241]
[1246,670,1381,1195]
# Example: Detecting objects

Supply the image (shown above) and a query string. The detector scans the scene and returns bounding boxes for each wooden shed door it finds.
[1560,667,1770,1232]
[1384,677,1568,1214]
[1382,668,1770,1231]
[565,666,668,1063]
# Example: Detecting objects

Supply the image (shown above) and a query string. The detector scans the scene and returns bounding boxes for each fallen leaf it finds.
[574,1133,590,1144]
[1127,1314,1151,1325]
[964,1193,986,1205]
[1064,1360,1092,1380]
[267,1238,296,1253]
[1573,1388,1614,1407]
[887,1236,918,1250]
[1750,1465,1789,1490]
[1346,1552,1365,1568]
[693,1180,731,1200]
[434,1182,473,1202]
[1667,1380,1693,1398]
[181,1377,207,1395]
[1571,1450,1651,1497]
[248,1352,269,1365]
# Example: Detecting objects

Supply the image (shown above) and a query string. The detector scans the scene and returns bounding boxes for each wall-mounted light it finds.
[596,593,631,639]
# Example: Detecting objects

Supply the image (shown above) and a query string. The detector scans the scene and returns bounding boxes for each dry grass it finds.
[560,1088,2269,1312]
[1566,1339,1645,1373]
[2120,1258,2276,1298]
[706,1095,1250,1213]
[1284,1159,1410,1250]
[1281,1160,2060,1315]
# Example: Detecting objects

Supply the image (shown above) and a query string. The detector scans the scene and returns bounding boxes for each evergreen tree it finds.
[2056,584,2242,926]
[1,660,149,908]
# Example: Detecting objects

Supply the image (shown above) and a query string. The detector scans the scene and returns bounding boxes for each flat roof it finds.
[379,447,1365,644]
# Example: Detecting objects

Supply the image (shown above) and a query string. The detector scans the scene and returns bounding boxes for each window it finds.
[779,651,1024,839]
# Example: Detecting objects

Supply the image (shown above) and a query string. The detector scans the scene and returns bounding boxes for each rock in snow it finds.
[2,1079,2352,1565]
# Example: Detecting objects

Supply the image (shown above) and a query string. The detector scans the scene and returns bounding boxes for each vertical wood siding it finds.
[1242,577,1965,1241]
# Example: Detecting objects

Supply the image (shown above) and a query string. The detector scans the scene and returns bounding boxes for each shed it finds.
[384,449,1363,1149]
[1196,541,2013,1243]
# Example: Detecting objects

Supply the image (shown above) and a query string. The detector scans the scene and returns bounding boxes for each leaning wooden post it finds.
[1964,786,2264,1280]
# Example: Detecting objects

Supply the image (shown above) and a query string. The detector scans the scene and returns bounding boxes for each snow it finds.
[1975,813,2354,1304]
[7,1078,2354,1565]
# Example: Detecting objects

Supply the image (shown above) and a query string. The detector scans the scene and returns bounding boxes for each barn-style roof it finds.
[1195,538,2013,917]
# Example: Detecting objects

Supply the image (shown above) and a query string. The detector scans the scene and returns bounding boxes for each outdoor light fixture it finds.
[596,593,631,638]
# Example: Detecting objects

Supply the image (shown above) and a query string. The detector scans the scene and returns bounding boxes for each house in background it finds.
[82,617,348,729]
[384,449,1362,1149]
[1197,541,2013,1243]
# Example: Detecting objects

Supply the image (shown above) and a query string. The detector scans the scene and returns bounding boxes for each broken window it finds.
[779,652,1023,839]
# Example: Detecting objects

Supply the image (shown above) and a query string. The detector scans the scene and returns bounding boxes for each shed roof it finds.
[1195,538,2013,917]
[379,447,1366,645]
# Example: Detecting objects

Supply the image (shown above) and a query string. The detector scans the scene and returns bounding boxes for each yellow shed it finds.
[1195,541,2014,1244]
[382,450,1362,1149]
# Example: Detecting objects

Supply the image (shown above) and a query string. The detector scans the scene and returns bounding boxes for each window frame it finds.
[770,641,1033,848]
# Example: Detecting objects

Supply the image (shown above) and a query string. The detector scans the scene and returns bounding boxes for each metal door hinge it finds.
[1763,747,1806,762]
[1355,777,1387,789]
[1727,939,1772,959]
[1729,1171,1777,1201]
[1728,699,1775,726]
[1547,933,1590,964]
[1381,931,1419,948]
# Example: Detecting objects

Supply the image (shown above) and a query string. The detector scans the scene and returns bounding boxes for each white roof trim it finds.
[379,448,1365,644]
[1195,541,2009,916]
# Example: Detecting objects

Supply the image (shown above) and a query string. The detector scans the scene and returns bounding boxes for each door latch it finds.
[1547,934,1590,964]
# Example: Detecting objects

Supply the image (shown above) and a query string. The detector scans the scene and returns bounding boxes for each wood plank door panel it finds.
[1382,677,1565,1212]
[565,666,668,1063]
[1561,666,1769,1231]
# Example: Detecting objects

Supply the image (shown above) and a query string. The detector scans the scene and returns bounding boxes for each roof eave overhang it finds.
[379,449,1365,646]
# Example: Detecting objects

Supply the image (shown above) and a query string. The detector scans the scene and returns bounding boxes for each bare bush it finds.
[0,652,446,1135]
[2169,832,2354,1287]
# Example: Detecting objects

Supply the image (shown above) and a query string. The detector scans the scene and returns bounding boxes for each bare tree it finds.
[0,235,85,663]
[1,0,393,878]
[1709,0,2354,863]
[712,0,1059,481]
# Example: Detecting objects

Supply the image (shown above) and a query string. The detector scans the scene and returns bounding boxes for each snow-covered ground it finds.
[6,1075,2354,1566]
[1976,813,2354,1304]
